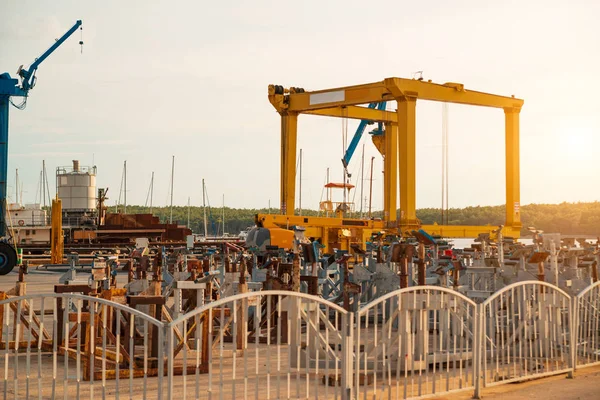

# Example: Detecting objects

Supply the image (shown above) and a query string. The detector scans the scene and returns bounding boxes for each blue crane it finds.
[0,20,83,275]
[341,102,387,169]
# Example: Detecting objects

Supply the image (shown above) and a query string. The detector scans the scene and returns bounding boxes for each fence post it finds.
[156,321,164,399]
[167,322,174,399]
[473,303,482,399]
[341,312,354,400]
[568,295,575,378]
[575,294,579,372]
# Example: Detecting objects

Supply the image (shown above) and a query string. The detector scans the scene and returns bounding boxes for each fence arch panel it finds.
[167,290,351,399]
[574,281,600,369]
[481,281,572,387]
[354,286,478,399]
[0,293,165,399]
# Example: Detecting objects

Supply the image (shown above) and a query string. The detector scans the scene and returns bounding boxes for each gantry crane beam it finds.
[382,78,523,108]
[265,77,524,244]
[268,81,393,113]
[304,106,397,123]
[269,79,522,112]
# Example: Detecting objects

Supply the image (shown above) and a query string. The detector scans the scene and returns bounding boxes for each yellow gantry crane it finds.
[256,77,524,252]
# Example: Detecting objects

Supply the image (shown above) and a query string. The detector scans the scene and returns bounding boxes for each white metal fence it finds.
[1,293,164,399]
[480,281,573,393]
[166,290,351,399]
[574,281,600,370]
[354,287,477,399]
[1,281,598,399]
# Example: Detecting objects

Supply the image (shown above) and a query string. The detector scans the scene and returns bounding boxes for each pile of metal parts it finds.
[457,229,599,300]
[2,227,596,382]
[244,226,599,306]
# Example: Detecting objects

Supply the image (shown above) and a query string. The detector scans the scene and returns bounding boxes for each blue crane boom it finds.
[0,19,82,275]
[18,20,83,93]
[341,102,387,169]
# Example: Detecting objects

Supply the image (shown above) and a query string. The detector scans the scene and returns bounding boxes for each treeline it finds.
[115,202,600,236]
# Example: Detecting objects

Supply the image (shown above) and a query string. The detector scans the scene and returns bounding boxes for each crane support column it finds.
[383,123,398,224]
[280,112,298,215]
[0,96,8,237]
[504,107,522,229]
[0,19,81,275]
[398,97,418,229]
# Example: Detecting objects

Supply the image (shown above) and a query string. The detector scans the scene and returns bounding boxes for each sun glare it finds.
[557,120,597,161]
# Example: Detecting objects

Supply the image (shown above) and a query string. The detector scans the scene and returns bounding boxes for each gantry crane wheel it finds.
[0,242,17,275]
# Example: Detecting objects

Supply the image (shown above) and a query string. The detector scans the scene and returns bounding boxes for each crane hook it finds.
[79,26,84,54]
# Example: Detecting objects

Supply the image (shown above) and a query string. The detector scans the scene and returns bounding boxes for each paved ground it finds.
[433,366,600,400]
[0,267,130,294]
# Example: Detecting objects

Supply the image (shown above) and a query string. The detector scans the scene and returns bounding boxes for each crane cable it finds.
[441,103,449,225]
[79,25,84,54]
[341,108,349,208]
[4,199,18,251]
[9,97,27,110]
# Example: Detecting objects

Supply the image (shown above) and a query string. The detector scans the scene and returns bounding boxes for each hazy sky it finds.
[2,0,599,212]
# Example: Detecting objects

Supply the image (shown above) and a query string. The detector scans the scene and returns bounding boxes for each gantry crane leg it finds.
[383,123,398,224]
[280,113,298,215]
[505,107,522,229]
[397,97,418,230]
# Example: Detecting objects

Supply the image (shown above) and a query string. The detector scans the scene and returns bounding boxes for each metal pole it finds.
[38,170,42,206]
[222,194,225,236]
[326,167,330,217]
[368,157,374,218]
[124,160,127,214]
[202,179,207,237]
[169,156,174,224]
[15,168,18,204]
[187,197,190,229]
[44,161,50,208]
[360,143,365,219]
[150,171,154,214]
[441,103,447,225]
[117,161,124,213]
[445,104,449,225]
[327,168,330,200]
[299,148,302,216]
[42,161,46,208]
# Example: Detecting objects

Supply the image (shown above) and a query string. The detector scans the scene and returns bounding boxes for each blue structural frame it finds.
[341,101,387,168]
[0,20,82,274]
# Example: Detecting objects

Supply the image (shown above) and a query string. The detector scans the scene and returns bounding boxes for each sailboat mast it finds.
[42,161,46,208]
[124,160,127,214]
[202,179,208,237]
[150,171,154,214]
[222,194,225,237]
[38,170,42,205]
[43,160,50,209]
[169,156,174,224]
[15,169,19,204]
[187,197,191,229]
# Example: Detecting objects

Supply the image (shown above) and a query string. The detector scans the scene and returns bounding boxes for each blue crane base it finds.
[0,93,17,275]
[0,19,82,276]
[0,243,16,275]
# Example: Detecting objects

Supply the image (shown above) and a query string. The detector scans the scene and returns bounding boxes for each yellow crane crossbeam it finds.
[304,106,397,123]
[269,78,523,113]
[383,78,523,109]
